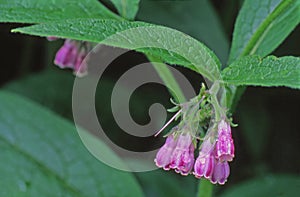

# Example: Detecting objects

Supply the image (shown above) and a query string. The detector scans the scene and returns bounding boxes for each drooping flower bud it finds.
[155,135,177,170]
[169,134,195,175]
[210,160,230,185]
[216,119,235,162]
[53,39,91,76]
[194,139,215,178]
[54,39,78,69]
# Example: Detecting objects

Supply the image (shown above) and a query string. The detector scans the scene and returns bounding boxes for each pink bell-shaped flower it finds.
[216,119,235,162]
[194,139,215,179]
[169,134,195,175]
[210,160,230,185]
[155,135,177,170]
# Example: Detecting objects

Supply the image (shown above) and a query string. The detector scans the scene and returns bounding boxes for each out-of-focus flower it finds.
[54,39,78,69]
[49,38,91,77]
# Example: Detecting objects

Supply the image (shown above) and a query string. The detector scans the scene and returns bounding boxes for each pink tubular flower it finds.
[155,135,177,170]
[169,134,195,175]
[193,139,215,179]
[216,119,235,162]
[210,160,230,185]
[54,39,78,69]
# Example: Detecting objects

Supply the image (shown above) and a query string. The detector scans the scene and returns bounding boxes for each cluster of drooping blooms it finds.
[193,120,234,184]
[48,37,91,77]
[155,119,234,184]
[155,99,235,185]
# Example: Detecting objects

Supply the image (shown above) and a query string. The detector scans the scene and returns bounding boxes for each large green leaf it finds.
[220,174,300,197]
[137,0,229,64]
[110,0,140,20]
[222,55,300,89]
[229,0,300,62]
[0,0,120,23]
[12,19,221,81]
[0,91,143,197]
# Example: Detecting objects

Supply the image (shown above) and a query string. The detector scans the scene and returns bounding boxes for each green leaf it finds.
[110,0,140,20]
[222,55,300,89]
[0,0,120,23]
[12,19,221,82]
[137,0,229,64]
[220,174,300,197]
[229,0,300,62]
[0,91,143,197]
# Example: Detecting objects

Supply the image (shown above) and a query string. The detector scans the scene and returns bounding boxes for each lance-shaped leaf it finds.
[222,55,300,89]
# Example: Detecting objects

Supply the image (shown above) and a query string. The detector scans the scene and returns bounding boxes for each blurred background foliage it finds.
[0,0,299,196]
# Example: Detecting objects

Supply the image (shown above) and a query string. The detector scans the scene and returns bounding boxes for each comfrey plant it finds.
[0,0,299,196]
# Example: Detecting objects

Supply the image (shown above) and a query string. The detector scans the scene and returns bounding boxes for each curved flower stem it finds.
[197,179,213,197]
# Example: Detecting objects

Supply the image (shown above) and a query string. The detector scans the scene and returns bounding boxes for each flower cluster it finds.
[155,119,234,185]
[48,37,91,77]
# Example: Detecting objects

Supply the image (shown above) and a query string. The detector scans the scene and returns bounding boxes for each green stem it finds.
[197,179,213,197]
[146,55,186,103]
